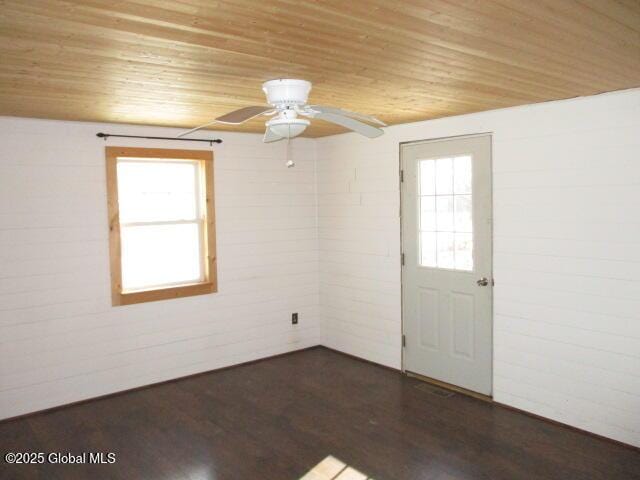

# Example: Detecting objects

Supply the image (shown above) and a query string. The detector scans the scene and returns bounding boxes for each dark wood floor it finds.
[1,347,639,480]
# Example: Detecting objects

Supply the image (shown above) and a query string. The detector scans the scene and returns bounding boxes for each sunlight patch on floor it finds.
[300,455,375,480]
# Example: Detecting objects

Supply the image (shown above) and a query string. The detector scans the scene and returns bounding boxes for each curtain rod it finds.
[96,133,223,144]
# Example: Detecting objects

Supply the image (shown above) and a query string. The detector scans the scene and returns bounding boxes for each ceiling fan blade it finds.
[312,112,384,138]
[176,106,273,138]
[308,105,386,126]
[216,106,273,124]
[176,119,218,138]
[263,127,283,143]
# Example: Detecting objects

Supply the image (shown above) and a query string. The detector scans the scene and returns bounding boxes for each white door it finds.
[401,135,493,396]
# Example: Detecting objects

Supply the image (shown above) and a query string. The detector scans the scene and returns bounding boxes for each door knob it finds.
[477,277,489,286]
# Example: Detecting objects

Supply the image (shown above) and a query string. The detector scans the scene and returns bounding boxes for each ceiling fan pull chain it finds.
[286,124,295,168]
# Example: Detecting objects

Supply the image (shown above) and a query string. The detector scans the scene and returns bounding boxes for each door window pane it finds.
[419,160,436,195]
[436,195,454,231]
[454,233,473,270]
[454,195,472,232]
[436,232,455,269]
[454,156,472,194]
[420,196,437,232]
[418,156,474,271]
[435,157,453,195]
[420,232,437,267]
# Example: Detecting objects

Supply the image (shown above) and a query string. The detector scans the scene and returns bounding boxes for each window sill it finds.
[112,281,217,306]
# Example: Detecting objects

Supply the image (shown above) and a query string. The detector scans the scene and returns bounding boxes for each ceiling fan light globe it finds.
[267,118,310,139]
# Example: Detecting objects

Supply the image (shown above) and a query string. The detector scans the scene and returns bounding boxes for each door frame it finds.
[399,133,494,391]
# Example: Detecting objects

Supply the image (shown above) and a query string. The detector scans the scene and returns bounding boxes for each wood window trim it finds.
[106,147,217,306]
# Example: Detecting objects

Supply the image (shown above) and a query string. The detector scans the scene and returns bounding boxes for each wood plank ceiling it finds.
[1,0,639,137]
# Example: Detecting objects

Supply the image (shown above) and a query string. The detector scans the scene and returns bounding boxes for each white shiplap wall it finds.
[0,117,320,419]
[316,88,640,447]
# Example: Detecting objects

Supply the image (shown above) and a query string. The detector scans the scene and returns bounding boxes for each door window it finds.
[418,156,473,271]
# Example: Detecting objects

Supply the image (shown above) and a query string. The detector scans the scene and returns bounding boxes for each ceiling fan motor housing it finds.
[262,79,312,107]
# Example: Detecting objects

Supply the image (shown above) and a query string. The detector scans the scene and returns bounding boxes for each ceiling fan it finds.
[178,79,386,142]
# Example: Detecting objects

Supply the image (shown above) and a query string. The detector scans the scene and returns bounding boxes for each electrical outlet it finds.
[291,312,298,325]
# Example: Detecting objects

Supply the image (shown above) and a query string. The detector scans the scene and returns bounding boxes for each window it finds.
[106,147,217,305]
[418,155,473,271]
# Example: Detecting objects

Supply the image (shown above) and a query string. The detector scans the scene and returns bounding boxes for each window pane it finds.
[454,195,472,232]
[419,160,436,195]
[454,156,472,194]
[435,158,453,195]
[436,232,455,268]
[455,233,473,271]
[118,160,198,223]
[420,196,436,231]
[436,195,454,231]
[121,223,202,291]
[420,232,437,267]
